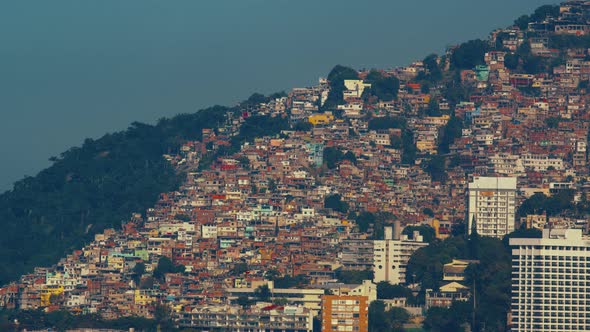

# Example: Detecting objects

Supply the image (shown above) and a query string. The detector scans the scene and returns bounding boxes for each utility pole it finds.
[472,277,476,331]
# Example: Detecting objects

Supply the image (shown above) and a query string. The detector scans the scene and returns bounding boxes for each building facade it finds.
[321,295,368,332]
[510,228,590,332]
[177,304,314,332]
[373,226,427,284]
[467,176,517,238]
[341,239,374,271]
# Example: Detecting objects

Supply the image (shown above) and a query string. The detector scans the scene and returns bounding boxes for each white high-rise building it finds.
[510,228,590,332]
[467,176,517,238]
[373,225,427,285]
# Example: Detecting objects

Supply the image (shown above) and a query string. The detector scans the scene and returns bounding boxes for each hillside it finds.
[3,1,590,331]
[0,106,229,285]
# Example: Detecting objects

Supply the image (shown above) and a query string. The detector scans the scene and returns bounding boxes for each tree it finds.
[423,301,471,332]
[131,262,145,285]
[518,191,575,217]
[264,268,281,281]
[325,65,359,108]
[422,54,442,82]
[550,34,590,50]
[410,231,523,331]
[323,147,344,169]
[336,269,373,284]
[368,301,389,332]
[406,236,469,292]
[376,281,413,300]
[368,116,407,131]
[451,222,466,236]
[324,194,349,213]
[231,262,249,276]
[154,303,174,331]
[438,116,463,154]
[369,300,409,332]
[273,298,289,306]
[426,155,447,183]
[355,211,376,233]
[513,5,558,31]
[451,39,491,69]
[530,5,560,22]
[237,115,290,144]
[364,70,400,101]
[403,225,436,243]
[254,285,272,301]
[174,213,191,222]
[401,129,417,164]
[425,98,441,116]
[267,179,277,192]
[238,156,250,169]
[237,296,252,307]
[273,274,309,288]
[293,120,312,131]
[371,212,394,240]
[522,55,546,74]
[514,15,531,30]
[517,192,547,217]
[390,135,402,149]
[242,92,269,106]
[0,105,232,285]
[502,228,541,247]
[504,53,519,70]
[422,208,434,217]
[153,256,184,280]
[387,307,411,330]
[544,116,562,129]
[343,151,357,164]
[139,276,154,289]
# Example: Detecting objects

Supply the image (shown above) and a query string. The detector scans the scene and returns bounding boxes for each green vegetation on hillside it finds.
[369,300,410,332]
[517,190,575,217]
[407,229,541,332]
[324,65,359,109]
[0,308,178,332]
[450,39,491,69]
[336,269,374,284]
[0,106,229,285]
[438,116,463,154]
[324,194,349,213]
[402,225,436,243]
[513,5,560,30]
[364,70,400,101]
[550,34,590,49]
[368,116,407,131]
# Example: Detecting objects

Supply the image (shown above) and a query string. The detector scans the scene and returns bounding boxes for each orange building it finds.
[321,295,368,332]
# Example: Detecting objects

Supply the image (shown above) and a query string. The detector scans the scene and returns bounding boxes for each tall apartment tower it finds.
[373,223,427,285]
[467,176,517,238]
[321,295,368,332]
[510,228,590,332]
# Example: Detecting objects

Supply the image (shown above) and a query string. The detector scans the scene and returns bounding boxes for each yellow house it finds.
[41,285,64,306]
[134,289,155,305]
[308,113,334,125]
[432,219,440,238]
[431,219,450,240]
[425,115,450,126]
[416,140,437,154]
[108,256,125,271]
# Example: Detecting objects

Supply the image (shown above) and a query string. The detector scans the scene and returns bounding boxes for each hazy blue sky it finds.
[0,0,558,192]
